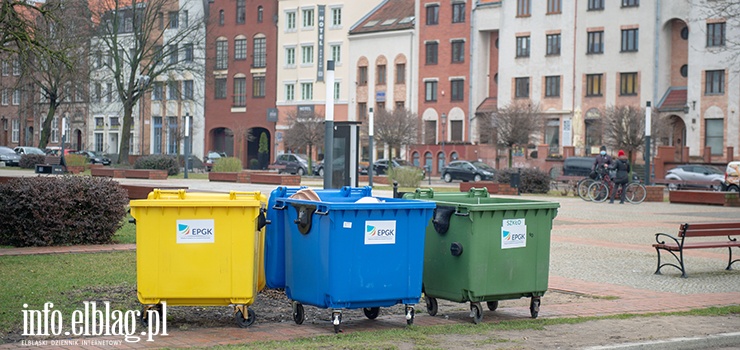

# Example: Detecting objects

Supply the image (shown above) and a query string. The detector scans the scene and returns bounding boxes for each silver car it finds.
[0,146,21,166]
[665,164,724,191]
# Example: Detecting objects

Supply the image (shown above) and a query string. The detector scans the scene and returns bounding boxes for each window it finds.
[167,117,177,154]
[517,0,531,16]
[215,40,228,70]
[1,61,8,76]
[285,83,295,101]
[234,39,247,60]
[94,83,102,102]
[452,40,465,62]
[357,102,367,119]
[253,37,266,68]
[425,81,438,102]
[184,43,193,62]
[168,11,178,29]
[334,82,340,100]
[11,119,19,143]
[167,81,179,100]
[516,36,530,57]
[358,66,368,85]
[233,78,246,106]
[546,34,561,55]
[301,82,313,100]
[376,102,385,111]
[215,78,227,99]
[545,76,560,97]
[587,31,604,54]
[1,89,7,105]
[707,22,725,47]
[620,72,637,95]
[252,75,265,97]
[237,0,245,23]
[586,74,603,96]
[301,45,314,65]
[285,47,295,66]
[451,79,464,101]
[588,0,604,10]
[426,5,439,25]
[426,42,438,64]
[377,65,386,85]
[302,8,314,28]
[621,0,638,7]
[680,64,688,78]
[395,101,405,109]
[396,64,405,84]
[286,11,296,30]
[182,10,188,27]
[331,44,341,64]
[152,82,163,100]
[705,119,723,155]
[183,80,193,100]
[257,6,263,22]
[106,83,113,102]
[452,3,465,23]
[51,118,59,143]
[12,89,20,105]
[621,28,638,52]
[515,77,529,98]
[451,121,463,142]
[219,10,224,25]
[547,0,561,13]
[168,44,178,64]
[705,70,724,95]
[12,59,20,75]
[545,120,559,152]
[331,7,341,26]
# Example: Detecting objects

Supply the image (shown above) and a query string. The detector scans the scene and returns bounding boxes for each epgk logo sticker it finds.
[501,218,526,249]
[364,220,396,245]
[176,220,215,244]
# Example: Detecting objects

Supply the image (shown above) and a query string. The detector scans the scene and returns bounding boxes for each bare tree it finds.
[0,0,63,59]
[89,0,205,164]
[283,110,324,174]
[20,0,92,149]
[601,105,670,163]
[693,0,740,65]
[374,108,418,159]
[483,100,543,168]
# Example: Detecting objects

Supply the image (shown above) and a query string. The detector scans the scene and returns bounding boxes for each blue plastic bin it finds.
[265,186,373,289]
[274,195,435,332]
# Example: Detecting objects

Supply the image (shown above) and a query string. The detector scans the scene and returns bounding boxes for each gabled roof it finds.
[476,97,498,114]
[350,0,414,35]
[657,87,687,112]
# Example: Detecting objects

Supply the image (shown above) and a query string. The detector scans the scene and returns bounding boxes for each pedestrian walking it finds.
[609,150,631,204]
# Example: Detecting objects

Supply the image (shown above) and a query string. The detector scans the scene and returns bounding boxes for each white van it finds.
[723,161,740,192]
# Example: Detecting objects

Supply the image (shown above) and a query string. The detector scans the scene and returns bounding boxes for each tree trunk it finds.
[508,147,513,168]
[38,99,59,149]
[117,103,135,165]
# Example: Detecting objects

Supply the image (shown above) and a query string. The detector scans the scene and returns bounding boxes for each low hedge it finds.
[0,176,128,247]
[494,167,551,194]
[19,154,46,169]
[213,157,243,172]
[134,154,179,175]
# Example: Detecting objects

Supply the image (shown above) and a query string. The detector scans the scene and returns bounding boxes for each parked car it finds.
[14,146,46,156]
[44,147,75,156]
[562,157,596,177]
[273,153,309,176]
[312,159,369,177]
[76,150,111,165]
[722,161,740,192]
[441,160,495,183]
[204,151,226,172]
[373,159,425,177]
[0,146,21,166]
[665,164,724,191]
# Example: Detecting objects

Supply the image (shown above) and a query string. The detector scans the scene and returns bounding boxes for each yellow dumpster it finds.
[130,189,267,328]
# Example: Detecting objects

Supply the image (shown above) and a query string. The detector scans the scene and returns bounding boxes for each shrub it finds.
[65,154,87,167]
[389,167,424,188]
[19,154,46,169]
[213,157,243,172]
[134,154,179,175]
[494,167,551,194]
[0,176,128,247]
[249,159,260,170]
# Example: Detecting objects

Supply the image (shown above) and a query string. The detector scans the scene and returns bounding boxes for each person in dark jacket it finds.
[609,149,631,204]
[593,145,612,175]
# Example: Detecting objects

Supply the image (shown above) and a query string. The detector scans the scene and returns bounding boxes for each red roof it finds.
[350,0,415,35]
[476,97,498,114]
[657,88,687,112]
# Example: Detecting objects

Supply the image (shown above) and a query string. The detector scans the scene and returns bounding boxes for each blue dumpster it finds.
[265,186,373,289]
[274,195,435,333]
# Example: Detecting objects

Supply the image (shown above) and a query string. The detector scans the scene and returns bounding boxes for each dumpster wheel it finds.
[425,296,438,316]
[486,301,499,311]
[234,307,256,328]
[363,307,380,320]
[405,305,415,325]
[139,304,163,328]
[530,297,541,319]
[332,311,342,333]
[292,302,305,325]
[470,302,483,324]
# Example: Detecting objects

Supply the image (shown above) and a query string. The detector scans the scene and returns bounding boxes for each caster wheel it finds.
[487,301,499,311]
[425,296,438,316]
[235,308,256,328]
[406,307,415,325]
[292,302,305,325]
[530,297,541,319]
[139,304,162,328]
[470,303,483,324]
[363,307,380,320]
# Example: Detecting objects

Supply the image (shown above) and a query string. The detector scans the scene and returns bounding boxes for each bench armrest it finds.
[655,232,680,247]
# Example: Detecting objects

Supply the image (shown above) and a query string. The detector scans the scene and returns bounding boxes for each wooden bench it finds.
[34,156,65,175]
[653,222,740,277]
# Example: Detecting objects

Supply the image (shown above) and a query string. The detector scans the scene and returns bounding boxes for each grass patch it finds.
[113,213,136,244]
[0,251,136,340]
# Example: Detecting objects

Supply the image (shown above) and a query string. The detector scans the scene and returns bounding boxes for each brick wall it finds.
[460,182,499,194]
[644,186,664,202]
[497,183,519,195]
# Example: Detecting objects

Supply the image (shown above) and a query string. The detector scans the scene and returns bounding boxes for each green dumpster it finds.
[404,188,559,324]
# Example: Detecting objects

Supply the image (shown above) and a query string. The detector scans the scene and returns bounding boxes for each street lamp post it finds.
[440,113,447,174]
[368,107,374,187]
[184,113,190,179]
[645,101,651,185]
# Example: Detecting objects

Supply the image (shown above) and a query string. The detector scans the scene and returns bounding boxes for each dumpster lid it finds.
[130,189,265,208]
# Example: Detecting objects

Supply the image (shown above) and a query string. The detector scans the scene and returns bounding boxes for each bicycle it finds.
[578,167,608,201]
[588,176,647,204]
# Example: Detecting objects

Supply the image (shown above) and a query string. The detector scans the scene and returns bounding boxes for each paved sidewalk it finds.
[1,172,739,348]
